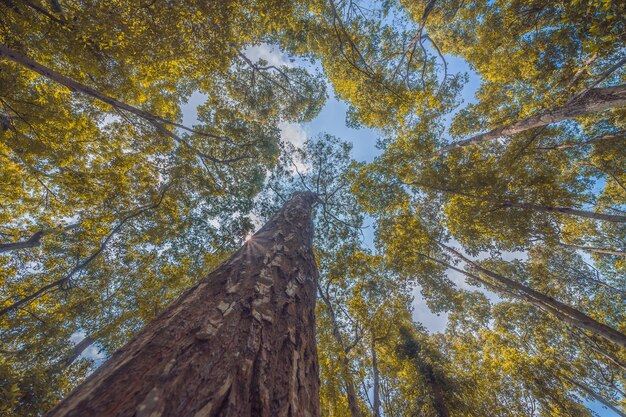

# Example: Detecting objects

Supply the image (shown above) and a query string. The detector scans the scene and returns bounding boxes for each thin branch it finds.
[0,182,175,316]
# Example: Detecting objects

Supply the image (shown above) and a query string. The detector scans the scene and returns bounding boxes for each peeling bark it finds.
[46,192,321,417]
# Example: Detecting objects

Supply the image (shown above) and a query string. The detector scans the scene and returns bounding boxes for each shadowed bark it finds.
[46,192,321,417]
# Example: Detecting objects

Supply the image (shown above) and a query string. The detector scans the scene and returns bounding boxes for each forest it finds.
[0,0,624,416]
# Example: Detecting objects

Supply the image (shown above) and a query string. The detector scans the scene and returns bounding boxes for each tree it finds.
[1,2,329,411]
[3,1,626,416]
[46,192,321,417]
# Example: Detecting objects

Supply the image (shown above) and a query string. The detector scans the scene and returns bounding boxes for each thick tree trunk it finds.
[435,84,626,155]
[46,192,321,417]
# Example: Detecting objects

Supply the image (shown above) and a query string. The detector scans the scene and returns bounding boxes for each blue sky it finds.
[178,44,618,417]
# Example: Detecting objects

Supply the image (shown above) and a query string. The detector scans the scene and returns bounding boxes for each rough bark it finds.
[46,192,321,417]
[435,84,626,155]
[317,287,362,417]
[437,243,626,349]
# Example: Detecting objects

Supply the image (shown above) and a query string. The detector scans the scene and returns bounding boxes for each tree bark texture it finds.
[46,192,321,417]
[435,84,626,155]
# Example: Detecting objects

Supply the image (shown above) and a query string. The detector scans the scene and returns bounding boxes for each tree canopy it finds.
[1,0,624,416]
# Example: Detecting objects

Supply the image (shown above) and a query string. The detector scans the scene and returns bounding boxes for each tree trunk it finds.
[537,131,624,151]
[0,224,78,254]
[0,231,44,253]
[46,192,321,417]
[414,182,626,223]
[58,335,95,368]
[561,375,626,417]
[371,338,381,417]
[317,288,362,417]
[0,45,232,163]
[421,364,449,417]
[437,243,626,349]
[435,83,626,155]
[558,241,626,257]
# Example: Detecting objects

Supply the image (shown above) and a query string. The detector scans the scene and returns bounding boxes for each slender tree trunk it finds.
[0,231,44,253]
[371,338,381,417]
[561,375,626,417]
[317,288,362,417]
[420,364,450,417]
[437,243,626,349]
[46,192,321,417]
[414,182,626,223]
[558,241,626,257]
[435,84,626,155]
[0,45,236,164]
[0,224,78,254]
[58,335,95,368]
[537,131,624,151]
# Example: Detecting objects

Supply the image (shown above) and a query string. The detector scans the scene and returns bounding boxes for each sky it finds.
[137,42,621,417]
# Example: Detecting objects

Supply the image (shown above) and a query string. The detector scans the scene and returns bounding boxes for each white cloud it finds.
[279,121,308,148]
[279,122,310,173]
[243,43,292,67]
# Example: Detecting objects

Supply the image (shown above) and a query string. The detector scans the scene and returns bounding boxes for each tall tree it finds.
[47,192,321,417]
